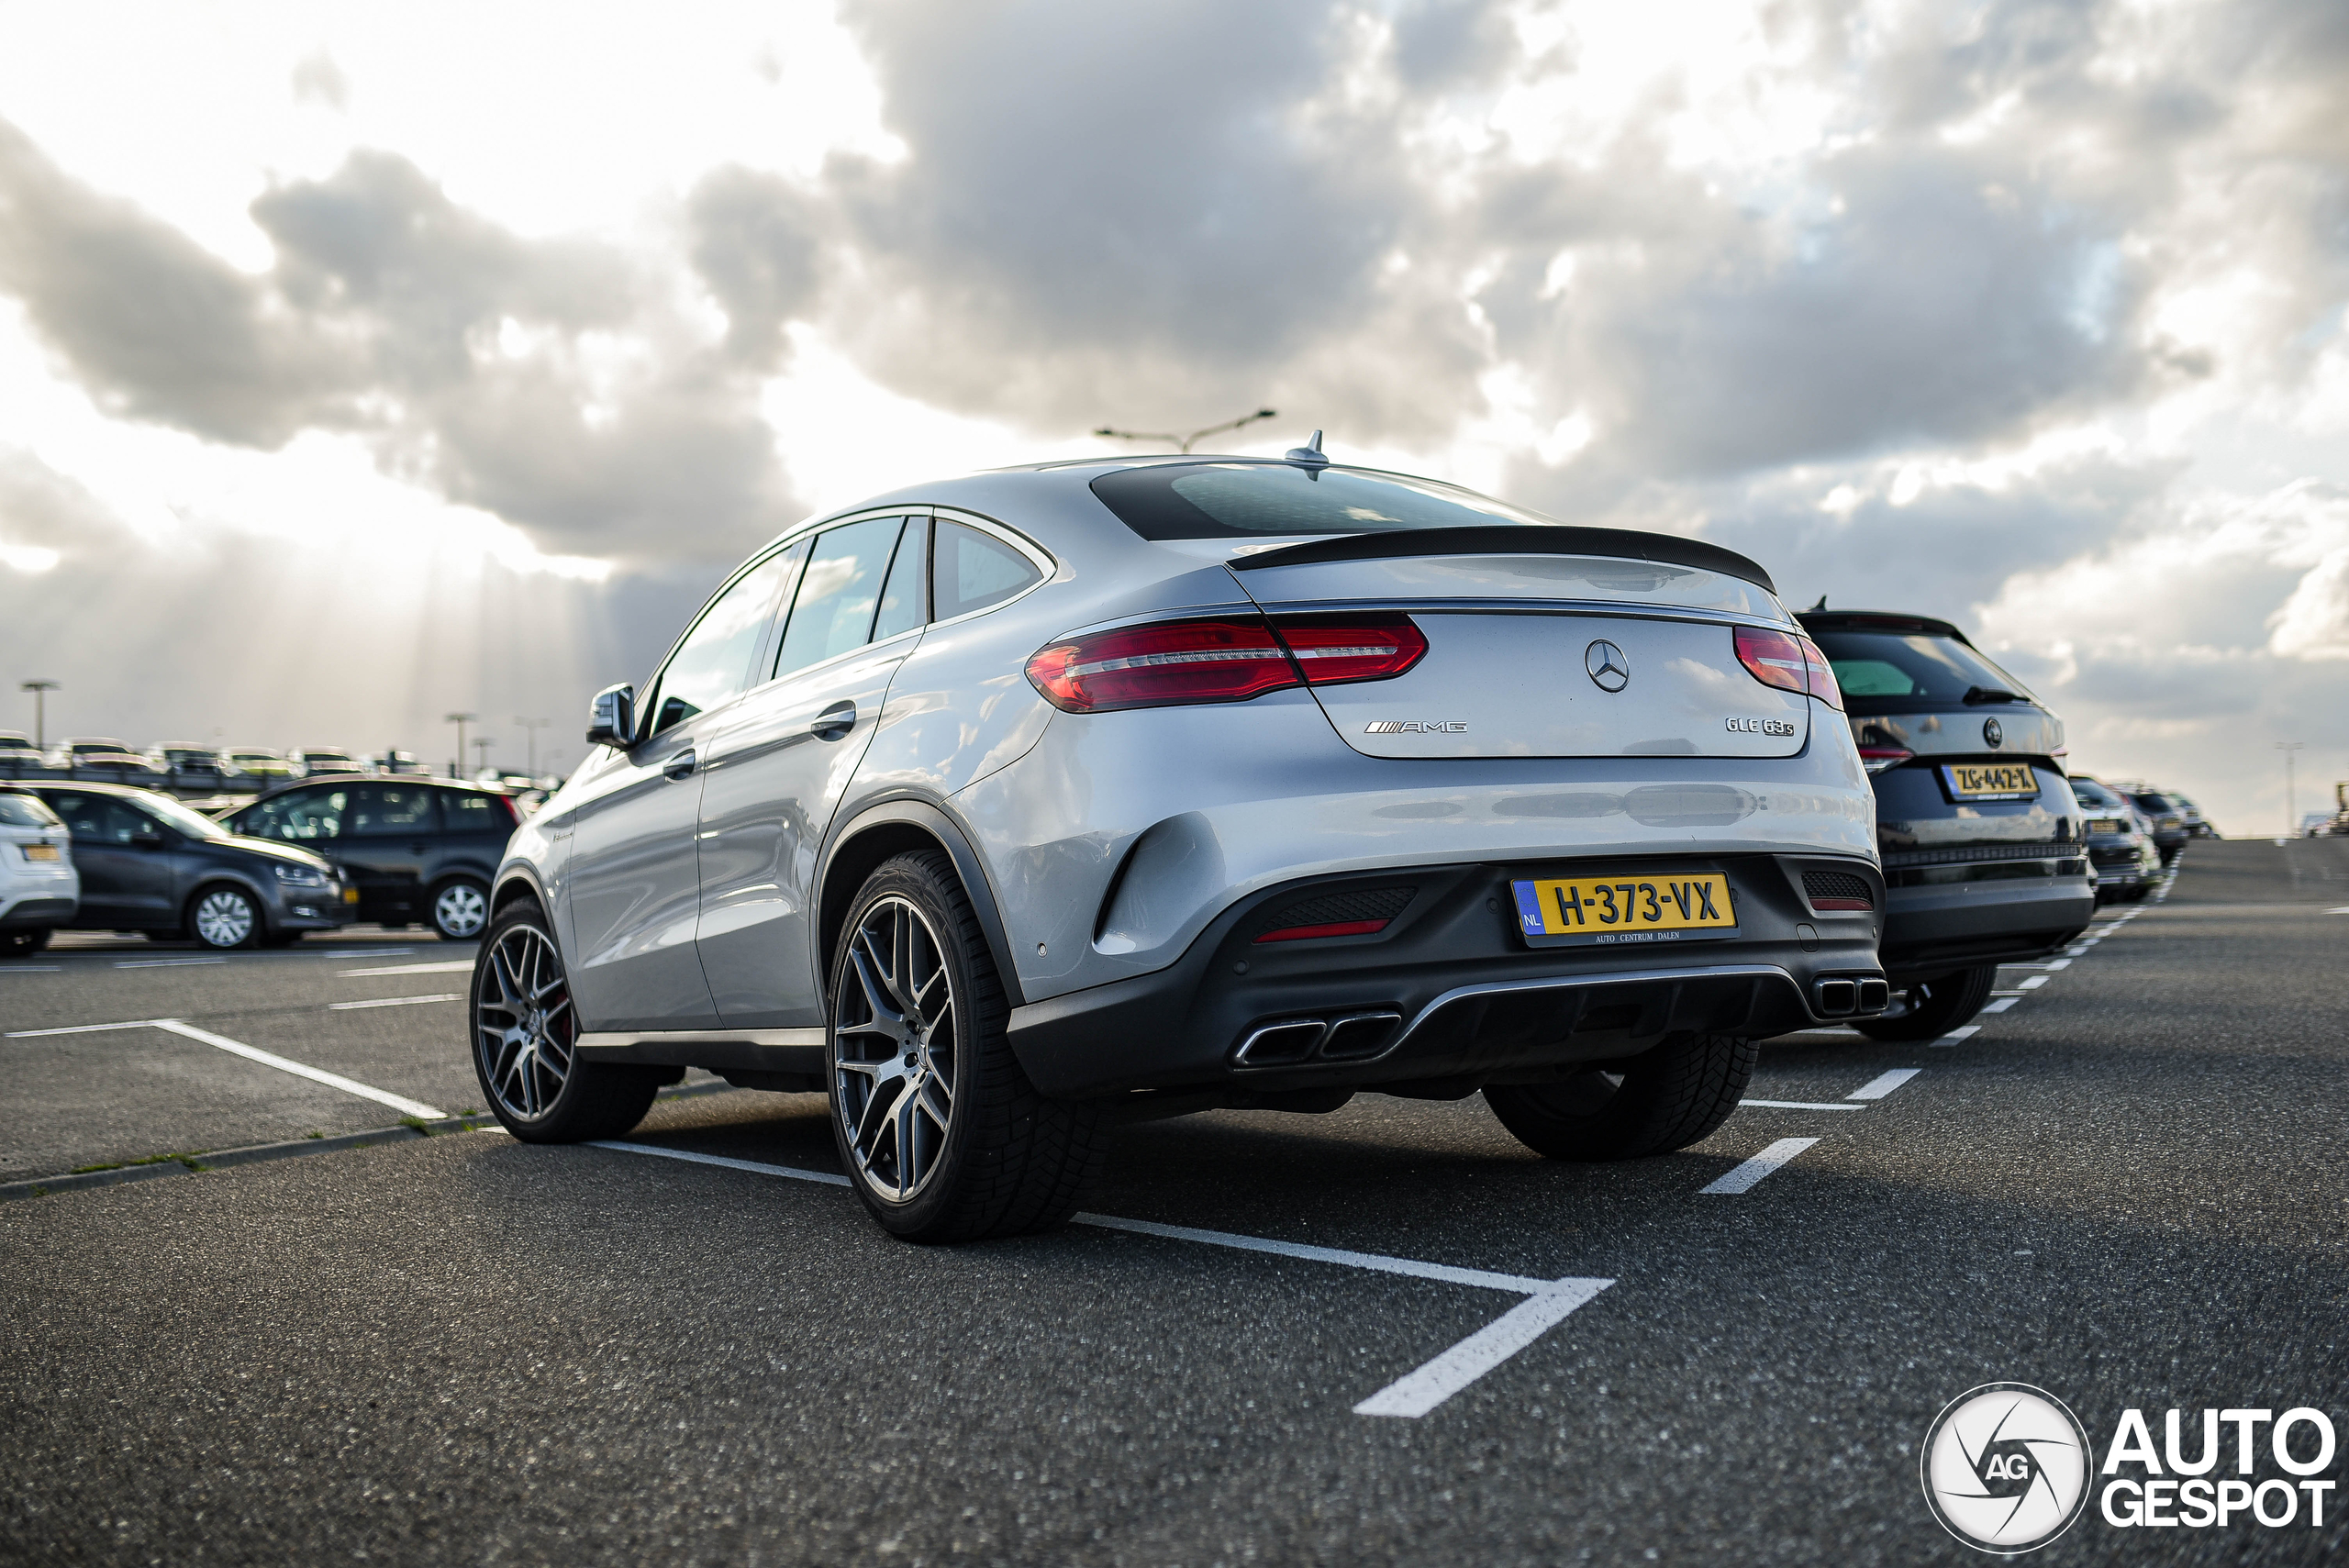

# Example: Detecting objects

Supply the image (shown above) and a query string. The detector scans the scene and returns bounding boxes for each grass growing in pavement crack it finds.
[68,1150,210,1174]
[304,1130,322,1140]
[397,1115,436,1134]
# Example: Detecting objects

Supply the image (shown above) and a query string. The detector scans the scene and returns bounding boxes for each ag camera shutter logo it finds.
[1920,1384,2091,1553]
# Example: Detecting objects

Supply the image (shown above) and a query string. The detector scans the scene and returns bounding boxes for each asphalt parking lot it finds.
[4,840,2345,1565]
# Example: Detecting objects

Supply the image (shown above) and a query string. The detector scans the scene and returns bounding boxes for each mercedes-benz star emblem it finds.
[1983,717,2004,748]
[1586,639,1630,693]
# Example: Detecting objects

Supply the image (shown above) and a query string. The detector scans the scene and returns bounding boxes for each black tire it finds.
[470,902,662,1142]
[186,884,262,950]
[430,877,491,941]
[1854,964,1998,1041]
[1,927,50,958]
[1483,1031,1756,1161]
[827,850,1103,1242]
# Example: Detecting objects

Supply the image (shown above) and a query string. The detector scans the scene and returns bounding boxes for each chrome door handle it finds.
[810,702,856,741]
[663,751,697,779]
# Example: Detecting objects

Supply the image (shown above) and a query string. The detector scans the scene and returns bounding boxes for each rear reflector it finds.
[1734,625,1843,709]
[1253,917,1391,943]
[1027,613,1426,713]
[1026,618,1299,712]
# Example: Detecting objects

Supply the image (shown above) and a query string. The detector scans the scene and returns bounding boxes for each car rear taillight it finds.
[1734,626,1842,708]
[1734,627,1807,693]
[1798,636,1842,710]
[1027,613,1427,713]
[1857,745,1913,773]
[1272,614,1428,685]
[1026,618,1301,713]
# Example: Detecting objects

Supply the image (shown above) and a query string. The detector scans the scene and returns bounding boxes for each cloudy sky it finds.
[1,0,2344,826]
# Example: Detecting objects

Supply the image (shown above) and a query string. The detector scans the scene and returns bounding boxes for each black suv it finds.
[17,781,354,948]
[1798,610,2094,1040]
[222,778,521,940]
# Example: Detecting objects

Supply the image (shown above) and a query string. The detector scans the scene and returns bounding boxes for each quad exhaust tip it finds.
[1233,1011,1403,1069]
[1812,975,1890,1018]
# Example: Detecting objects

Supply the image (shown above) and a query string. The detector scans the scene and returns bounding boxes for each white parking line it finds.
[339,960,475,977]
[590,1140,1614,1418]
[1738,1100,1864,1111]
[327,993,462,1011]
[1847,1068,1920,1101]
[316,948,415,959]
[2,1017,446,1119]
[1979,996,2020,1013]
[0,965,61,973]
[2328,906,2349,915]
[2017,975,2050,990]
[1698,1137,1820,1195]
[114,957,227,969]
[1353,1281,1613,1418]
[2009,957,2072,972]
[1932,1024,1981,1048]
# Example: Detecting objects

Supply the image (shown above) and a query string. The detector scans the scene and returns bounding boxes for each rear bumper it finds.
[1878,873,2092,979]
[1006,853,1887,1100]
[0,895,76,929]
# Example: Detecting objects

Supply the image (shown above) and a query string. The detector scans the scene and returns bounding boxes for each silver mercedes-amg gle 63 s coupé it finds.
[472,440,1888,1240]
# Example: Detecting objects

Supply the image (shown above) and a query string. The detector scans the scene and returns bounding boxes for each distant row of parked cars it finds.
[0,773,529,954]
[0,737,560,799]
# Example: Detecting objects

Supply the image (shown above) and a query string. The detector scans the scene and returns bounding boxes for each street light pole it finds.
[473,737,495,777]
[19,680,59,751]
[2278,741,2305,836]
[445,712,477,779]
[1094,407,1279,455]
[514,716,550,776]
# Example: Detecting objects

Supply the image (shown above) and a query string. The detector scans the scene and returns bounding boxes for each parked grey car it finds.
[476,451,1887,1240]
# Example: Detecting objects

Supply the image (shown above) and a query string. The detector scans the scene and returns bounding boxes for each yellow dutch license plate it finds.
[23,843,61,861]
[1511,873,1737,948]
[1943,762,2039,800]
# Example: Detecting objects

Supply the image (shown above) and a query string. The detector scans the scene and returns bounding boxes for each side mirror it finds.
[586,684,636,749]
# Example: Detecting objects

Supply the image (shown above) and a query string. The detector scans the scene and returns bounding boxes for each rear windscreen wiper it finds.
[1962,685,2025,705]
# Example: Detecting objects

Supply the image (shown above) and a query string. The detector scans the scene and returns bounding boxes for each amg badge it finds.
[1364,720,1467,734]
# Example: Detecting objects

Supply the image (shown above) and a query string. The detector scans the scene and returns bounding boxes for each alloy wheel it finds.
[475,921,576,1120]
[832,895,958,1204]
[192,889,256,948]
[435,882,488,939]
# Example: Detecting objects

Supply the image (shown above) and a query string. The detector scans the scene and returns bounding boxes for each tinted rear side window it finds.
[351,784,440,836]
[1091,462,1564,540]
[243,787,349,840]
[934,522,1042,619]
[1807,630,2034,711]
[444,791,518,831]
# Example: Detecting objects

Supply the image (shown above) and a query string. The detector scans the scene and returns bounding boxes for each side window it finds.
[771,517,906,679]
[935,522,1043,620]
[647,548,799,738]
[872,517,929,642]
[443,790,518,833]
[49,794,145,843]
[248,788,348,841]
[351,784,440,837]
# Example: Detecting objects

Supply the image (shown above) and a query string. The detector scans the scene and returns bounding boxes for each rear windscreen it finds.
[1806,629,2035,712]
[2068,778,2127,810]
[0,792,60,828]
[1092,462,1563,540]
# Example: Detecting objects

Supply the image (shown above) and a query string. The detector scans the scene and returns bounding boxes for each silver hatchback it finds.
[474,447,1887,1239]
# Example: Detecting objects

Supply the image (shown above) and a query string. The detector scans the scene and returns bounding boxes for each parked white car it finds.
[0,787,79,957]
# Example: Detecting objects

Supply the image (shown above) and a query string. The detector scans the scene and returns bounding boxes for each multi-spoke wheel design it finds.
[832,894,959,1204]
[433,880,489,940]
[191,887,258,949]
[474,919,576,1121]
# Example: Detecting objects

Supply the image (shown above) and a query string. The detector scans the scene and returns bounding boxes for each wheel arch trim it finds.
[815,794,1026,1008]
